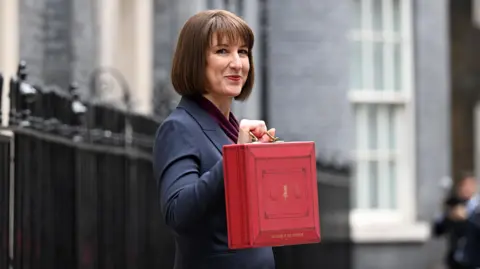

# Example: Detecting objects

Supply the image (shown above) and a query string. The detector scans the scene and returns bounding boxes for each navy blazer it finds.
[153,96,275,269]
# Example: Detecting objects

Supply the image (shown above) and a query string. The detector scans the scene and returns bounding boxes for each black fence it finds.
[0,134,10,269]
[0,62,352,269]
[1,62,176,269]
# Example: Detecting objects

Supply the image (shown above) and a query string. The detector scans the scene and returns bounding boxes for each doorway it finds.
[450,0,480,182]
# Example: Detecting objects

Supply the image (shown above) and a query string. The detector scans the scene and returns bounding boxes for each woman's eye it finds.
[239,49,248,55]
[216,49,228,54]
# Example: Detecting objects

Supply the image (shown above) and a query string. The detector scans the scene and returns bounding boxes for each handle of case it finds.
[249,131,281,143]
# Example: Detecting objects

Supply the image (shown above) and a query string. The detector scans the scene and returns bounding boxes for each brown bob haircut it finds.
[171,9,255,101]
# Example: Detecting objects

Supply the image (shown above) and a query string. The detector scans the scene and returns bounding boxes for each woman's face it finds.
[205,33,250,99]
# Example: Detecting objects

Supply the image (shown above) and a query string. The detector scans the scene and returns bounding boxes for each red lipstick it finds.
[226,75,241,81]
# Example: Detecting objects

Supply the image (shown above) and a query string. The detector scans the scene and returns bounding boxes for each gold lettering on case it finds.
[271,232,304,239]
[283,185,288,200]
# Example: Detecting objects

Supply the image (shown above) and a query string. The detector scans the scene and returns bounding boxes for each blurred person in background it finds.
[432,172,479,269]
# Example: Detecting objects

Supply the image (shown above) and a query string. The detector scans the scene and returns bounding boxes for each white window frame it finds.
[97,0,153,115]
[348,0,429,243]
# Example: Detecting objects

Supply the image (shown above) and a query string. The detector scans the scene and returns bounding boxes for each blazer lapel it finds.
[203,129,233,154]
[177,97,233,154]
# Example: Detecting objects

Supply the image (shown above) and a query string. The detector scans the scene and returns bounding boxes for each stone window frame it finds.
[96,0,153,115]
[0,0,19,127]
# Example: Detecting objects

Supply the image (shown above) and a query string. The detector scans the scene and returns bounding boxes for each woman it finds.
[153,9,276,269]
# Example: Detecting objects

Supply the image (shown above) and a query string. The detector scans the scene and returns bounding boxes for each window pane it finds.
[353,0,362,30]
[373,41,384,90]
[367,105,378,150]
[351,163,358,208]
[389,160,397,208]
[350,40,363,89]
[354,160,371,209]
[393,0,401,33]
[394,42,402,91]
[388,105,397,150]
[373,0,383,32]
[354,159,400,210]
[369,160,379,208]
[354,104,369,151]
[362,40,374,90]
[377,158,398,209]
[355,104,376,150]
[355,104,399,151]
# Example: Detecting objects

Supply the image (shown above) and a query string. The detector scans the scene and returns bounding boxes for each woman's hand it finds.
[237,119,276,144]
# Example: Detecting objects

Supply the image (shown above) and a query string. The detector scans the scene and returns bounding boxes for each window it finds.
[349,0,427,241]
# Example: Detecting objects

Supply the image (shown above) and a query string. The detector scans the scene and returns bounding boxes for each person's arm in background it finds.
[432,213,449,237]
[432,199,451,237]
[432,196,470,237]
[432,201,457,236]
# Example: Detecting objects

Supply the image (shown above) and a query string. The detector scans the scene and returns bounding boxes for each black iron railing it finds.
[0,134,10,269]
[2,62,176,269]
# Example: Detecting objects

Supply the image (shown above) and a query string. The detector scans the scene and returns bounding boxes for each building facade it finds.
[1,0,477,268]
[268,0,449,268]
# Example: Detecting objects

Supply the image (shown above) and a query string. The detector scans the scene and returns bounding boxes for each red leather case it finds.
[222,141,321,249]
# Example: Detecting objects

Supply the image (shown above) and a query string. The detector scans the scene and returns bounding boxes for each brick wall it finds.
[266,0,353,161]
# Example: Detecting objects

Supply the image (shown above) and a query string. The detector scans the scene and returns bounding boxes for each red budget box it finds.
[222,141,321,249]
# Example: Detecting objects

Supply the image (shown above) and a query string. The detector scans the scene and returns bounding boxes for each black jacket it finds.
[432,197,469,267]
[464,207,480,267]
[153,97,275,269]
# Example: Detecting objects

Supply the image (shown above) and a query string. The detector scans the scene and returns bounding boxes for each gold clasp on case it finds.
[249,131,282,143]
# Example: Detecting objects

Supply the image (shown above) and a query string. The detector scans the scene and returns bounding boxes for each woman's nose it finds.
[229,53,242,69]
